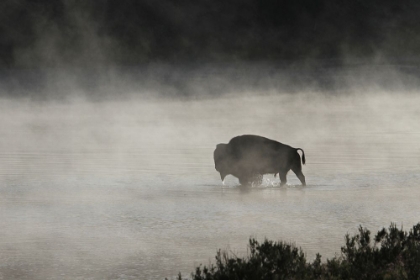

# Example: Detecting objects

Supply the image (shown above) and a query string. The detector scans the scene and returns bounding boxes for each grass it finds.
[173,222,420,280]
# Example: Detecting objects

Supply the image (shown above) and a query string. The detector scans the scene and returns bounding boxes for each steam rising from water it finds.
[1,66,420,279]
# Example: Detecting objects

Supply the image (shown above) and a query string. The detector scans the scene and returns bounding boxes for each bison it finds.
[214,135,306,186]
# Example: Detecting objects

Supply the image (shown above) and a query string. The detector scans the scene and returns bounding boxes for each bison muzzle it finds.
[214,135,306,186]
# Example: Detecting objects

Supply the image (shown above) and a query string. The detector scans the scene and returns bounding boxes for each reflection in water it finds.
[0,93,420,279]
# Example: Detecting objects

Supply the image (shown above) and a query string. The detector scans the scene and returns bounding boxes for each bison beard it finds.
[214,135,306,186]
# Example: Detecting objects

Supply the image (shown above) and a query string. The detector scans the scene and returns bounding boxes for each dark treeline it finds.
[1,0,420,68]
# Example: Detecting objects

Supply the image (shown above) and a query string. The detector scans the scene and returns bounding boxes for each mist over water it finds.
[1,65,420,279]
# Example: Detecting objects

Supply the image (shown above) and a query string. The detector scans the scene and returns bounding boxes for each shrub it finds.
[176,222,420,280]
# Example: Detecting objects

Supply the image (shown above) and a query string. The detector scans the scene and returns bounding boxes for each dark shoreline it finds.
[2,61,420,101]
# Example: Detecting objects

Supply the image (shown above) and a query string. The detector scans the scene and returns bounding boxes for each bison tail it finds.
[296,148,306,165]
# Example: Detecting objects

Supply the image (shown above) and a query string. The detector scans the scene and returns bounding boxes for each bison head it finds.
[213,143,232,181]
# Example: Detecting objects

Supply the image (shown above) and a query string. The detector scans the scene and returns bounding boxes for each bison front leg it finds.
[238,176,248,185]
[251,174,263,186]
[238,174,263,186]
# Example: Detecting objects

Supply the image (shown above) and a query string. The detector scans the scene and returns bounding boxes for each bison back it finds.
[228,135,292,172]
[228,135,287,157]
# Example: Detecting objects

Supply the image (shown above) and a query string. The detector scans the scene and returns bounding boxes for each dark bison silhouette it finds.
[214,135,306,186]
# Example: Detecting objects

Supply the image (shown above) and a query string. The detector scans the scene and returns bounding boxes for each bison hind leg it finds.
[291,162,306,186]
[279,170,288,186]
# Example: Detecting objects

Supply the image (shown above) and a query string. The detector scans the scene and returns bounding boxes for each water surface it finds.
[1,92,420,279]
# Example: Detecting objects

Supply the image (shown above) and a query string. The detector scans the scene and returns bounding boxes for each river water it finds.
[1,91,420,279]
